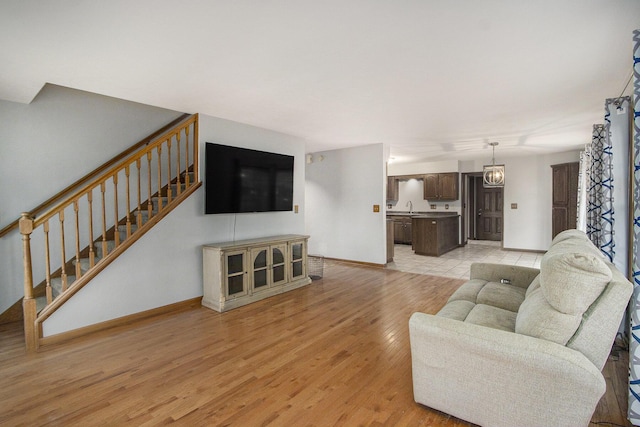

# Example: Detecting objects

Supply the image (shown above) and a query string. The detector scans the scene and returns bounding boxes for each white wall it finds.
[305,144,387,265]
[460,150,581,251]
[43,113,307,336]
[0,85,183,315]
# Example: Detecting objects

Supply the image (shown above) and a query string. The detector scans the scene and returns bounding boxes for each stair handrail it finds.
[19,113,200,351]
[0,113,190,239]
[28,114,197,229]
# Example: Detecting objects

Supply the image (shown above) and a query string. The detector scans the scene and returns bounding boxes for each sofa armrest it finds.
[470,262,539,289]
[409,312,605,427]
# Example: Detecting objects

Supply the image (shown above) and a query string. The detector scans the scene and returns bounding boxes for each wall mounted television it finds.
[205,143,294,214]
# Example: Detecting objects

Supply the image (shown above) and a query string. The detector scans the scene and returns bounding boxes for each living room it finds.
[1,2,640,426]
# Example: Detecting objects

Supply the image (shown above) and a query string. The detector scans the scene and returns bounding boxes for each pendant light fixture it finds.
[483,142,505,188]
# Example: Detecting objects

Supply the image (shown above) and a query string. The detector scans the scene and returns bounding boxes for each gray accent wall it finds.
[0,85,183,315]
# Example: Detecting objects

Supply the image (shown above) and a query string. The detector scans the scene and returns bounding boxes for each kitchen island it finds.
[411,213,459,256]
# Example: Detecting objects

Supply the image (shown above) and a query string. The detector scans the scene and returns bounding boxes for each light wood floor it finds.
[0,261,631,426]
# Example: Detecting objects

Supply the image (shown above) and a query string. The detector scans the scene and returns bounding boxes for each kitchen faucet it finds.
[406,200,413,214]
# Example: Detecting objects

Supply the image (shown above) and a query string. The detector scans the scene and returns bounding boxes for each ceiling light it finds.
[483,142,505,188]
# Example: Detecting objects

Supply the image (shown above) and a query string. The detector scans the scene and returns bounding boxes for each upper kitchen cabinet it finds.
[387,176,399,201]
[423,173,459,201]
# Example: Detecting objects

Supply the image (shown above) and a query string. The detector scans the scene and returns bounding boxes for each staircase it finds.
[17,114,200,352]
[33,177,194,313]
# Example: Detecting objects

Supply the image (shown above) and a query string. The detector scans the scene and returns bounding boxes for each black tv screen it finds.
[205,143,294,214]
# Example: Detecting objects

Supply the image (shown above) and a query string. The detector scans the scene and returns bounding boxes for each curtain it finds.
[576,144,592,232]
[586,124,615,262]
[629,28,640,426]
[602,102,616,259]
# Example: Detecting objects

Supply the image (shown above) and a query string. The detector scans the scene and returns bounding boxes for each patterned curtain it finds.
[629,28,640,426]
[576,144,592,232]
[602,102,616,259]
[586,124,615,262]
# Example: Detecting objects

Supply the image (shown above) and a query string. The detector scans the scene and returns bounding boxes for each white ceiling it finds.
[1,1,638,164]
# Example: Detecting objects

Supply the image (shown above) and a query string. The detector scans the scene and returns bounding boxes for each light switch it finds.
[294,205,299,213]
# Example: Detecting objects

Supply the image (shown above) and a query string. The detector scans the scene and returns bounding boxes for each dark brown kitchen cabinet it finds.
[393,216,412,244]
[551,162,579,239]
[387,176,399,201]
[423,173,459,200]
[412,215,459,256]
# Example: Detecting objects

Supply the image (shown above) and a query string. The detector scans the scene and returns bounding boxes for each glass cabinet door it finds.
[290,241,306,280]
[271,244,287,287]
[224,250,247,298]
[251,247,269,293]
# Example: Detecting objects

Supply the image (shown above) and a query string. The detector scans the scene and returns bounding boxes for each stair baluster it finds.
[87,190,95,268]
[125,165,132,239]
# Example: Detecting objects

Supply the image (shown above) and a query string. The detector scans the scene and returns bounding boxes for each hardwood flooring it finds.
[0,261,631,426]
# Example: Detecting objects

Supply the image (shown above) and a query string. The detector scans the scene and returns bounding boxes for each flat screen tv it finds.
[205,143,294,214]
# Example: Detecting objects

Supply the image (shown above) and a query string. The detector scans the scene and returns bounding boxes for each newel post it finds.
[19,212,37,352]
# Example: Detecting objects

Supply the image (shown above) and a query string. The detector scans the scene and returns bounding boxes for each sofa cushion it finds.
[540,241,612,315]
[477,282,527,312]
[464,304,517,332]
[436,300,475,321]
[515,287,583,345]
[447,279,526,313]
[447,279,487,304]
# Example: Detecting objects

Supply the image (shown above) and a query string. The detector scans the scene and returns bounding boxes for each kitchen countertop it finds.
[411,213,459,219]
[387,211,459,218]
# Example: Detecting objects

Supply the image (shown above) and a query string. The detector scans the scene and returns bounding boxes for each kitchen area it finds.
[386,172,461,261]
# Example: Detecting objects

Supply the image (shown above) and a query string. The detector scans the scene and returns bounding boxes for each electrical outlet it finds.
[445,204,449,209]
[373,204,380,212]
[430,204,436,210]
[511,203,518,209]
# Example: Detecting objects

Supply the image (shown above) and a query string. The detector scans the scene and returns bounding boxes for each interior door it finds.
[476,179,503,241]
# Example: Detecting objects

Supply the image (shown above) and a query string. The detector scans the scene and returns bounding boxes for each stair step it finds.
[130,207,158,227]
[118,223,138,241]
[118,223,139,232]
[50,275,76,296]
[134,209,154,222]
[36,296,47,313]
[179,172,196,184]
[151,196,168,211]
[170,183,188,194]
[95,240,116,259]
[73,256,102,274]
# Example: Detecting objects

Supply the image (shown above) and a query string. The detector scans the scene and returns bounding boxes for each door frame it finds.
[461,172,481,245]
[462,172,504,245]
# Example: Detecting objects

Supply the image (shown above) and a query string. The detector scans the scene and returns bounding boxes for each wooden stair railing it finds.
[19,113,200,352]
[0,113,191,239]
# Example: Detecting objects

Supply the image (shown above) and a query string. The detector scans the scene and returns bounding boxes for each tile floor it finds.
[386,240,543,280]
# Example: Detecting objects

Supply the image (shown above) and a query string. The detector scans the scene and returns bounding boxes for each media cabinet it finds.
[202,234,311,312]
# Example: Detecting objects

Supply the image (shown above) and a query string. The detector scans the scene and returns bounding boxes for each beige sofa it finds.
[409,229,633,427]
